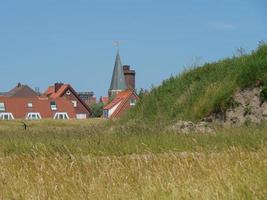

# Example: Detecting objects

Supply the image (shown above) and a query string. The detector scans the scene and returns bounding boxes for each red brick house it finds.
[0,83,91,120]
[103,90,138,118]
[44,83,91,119]
[0,96,76,120]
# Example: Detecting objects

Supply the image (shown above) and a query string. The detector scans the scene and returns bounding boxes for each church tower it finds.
[108,51,127,97]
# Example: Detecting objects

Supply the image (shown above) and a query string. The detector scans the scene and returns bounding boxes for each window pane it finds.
[50,101,57,110]
[0,102,5,111]
[72,100,77,107]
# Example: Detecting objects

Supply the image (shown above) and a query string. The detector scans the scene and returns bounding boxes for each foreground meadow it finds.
[0,120,266,199]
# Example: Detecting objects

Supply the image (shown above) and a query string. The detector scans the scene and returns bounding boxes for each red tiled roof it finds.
[44,84,70,99]
[43,83,91,115]
[103,90,139,118]
[103,98,121,110]
[50,84,70,98]
[0,96,76,119]
[103,90,133,110]
[116,90,133,98]
[5,84,38,98]
[43,86,54,96]
[100,96,109,104]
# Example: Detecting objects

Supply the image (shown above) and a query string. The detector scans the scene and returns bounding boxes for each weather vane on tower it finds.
[112,40,121,51]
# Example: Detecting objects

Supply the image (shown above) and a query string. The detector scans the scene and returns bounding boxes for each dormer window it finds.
[0,102,5,111]
[0,113,14,120]
[54,112,69,120]
[26,112,41,120]
[27,103,33,108]
[50,101,57,110]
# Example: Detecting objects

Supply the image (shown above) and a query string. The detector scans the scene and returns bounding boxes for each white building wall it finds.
[108,101,122,118]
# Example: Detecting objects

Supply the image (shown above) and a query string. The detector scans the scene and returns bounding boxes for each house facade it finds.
[0,83,91,120]
[44,83,91,119]
[103,90,138,118]
[0,96,76,120]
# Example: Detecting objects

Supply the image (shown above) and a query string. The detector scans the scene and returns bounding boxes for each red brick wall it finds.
[62,90,90,117]
[123,65,135,90]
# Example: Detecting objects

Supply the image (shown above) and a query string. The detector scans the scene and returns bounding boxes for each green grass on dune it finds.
[127,43,267,124]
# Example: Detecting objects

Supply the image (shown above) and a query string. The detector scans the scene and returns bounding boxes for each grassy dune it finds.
[0,120,266,199]
[128,43,267,124]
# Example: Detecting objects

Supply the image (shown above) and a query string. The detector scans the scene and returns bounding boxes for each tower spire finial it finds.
[113,40,120,51]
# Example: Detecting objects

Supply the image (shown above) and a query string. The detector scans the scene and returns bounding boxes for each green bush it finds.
[90,102,104,118]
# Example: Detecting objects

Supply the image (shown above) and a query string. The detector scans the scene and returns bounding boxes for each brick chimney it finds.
[123,65,135,90]
[54,82,63,93]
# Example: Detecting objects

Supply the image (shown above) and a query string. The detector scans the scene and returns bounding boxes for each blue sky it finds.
[0,0,266,97]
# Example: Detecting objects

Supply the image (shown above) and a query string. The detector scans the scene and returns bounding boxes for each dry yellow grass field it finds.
[0,120,266,199]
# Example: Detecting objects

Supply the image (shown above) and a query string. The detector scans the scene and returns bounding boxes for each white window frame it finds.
[0,112,14,120]
[54,112,69,120]
[27,102,33,108]
[130,99,137,106]
[0,102,5,111]
[72,100,77,108]
[76,113,87,119]
[26,112,42,120]
[50,101,57,111]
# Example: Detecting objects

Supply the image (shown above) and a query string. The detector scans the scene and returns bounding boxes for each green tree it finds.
[90,102,104,118]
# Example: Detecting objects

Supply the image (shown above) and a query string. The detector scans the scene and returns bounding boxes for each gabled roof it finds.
[5,84,38,98]
[109,51,126,91]
[103,97,122,110]
[43,83,91,114]
[44,84,70,99]
[0,96,76,119]
[43,86,54,97]
[103,90,139,118]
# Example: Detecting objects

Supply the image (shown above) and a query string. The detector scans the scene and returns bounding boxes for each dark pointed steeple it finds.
[109,51,126,96]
